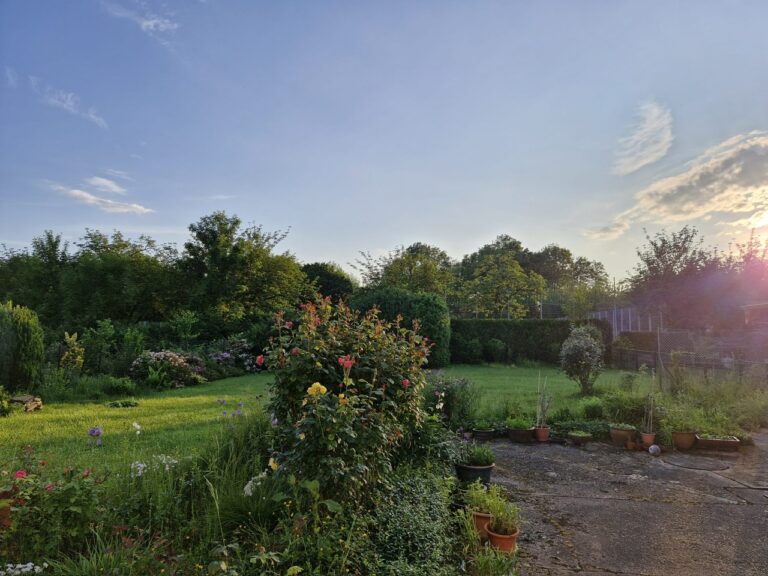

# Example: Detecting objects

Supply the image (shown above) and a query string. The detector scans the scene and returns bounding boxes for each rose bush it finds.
[263,298,430,502]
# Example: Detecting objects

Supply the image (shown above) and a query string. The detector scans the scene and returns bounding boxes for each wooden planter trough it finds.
[695,435,740,452]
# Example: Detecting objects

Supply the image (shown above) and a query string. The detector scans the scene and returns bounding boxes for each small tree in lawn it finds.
[560,325,604,395]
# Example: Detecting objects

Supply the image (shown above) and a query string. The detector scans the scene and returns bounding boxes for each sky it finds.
[2,1,768,280]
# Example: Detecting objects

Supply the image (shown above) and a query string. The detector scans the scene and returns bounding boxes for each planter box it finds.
[609,427,635,447]
[672,431,697,451]
[695,435,740,452]
[507,427,535,443]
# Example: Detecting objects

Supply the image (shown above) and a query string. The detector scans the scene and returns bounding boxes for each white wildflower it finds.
[132,422,142,435]
[130,461,147,478]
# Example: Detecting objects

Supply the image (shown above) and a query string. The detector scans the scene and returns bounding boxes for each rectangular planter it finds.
[694,435,740,452]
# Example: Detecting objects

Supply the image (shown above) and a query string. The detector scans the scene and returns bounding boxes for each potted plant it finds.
[567,430,592,446]
[695,433,741,452]
[485,486,522,554]
[641,394,656,448]
[534,378,551,442]
[609,423,636,448]
[472,419,495,442]
[506,415,534,443]
[663,405,699,451]
[465,479,493,539]
[456,443,495,485]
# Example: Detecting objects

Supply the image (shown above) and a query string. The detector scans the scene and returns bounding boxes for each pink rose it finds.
[402,379,410,388]
[256,355,264,366]
[15,470,27,479]
[285,321,293,329]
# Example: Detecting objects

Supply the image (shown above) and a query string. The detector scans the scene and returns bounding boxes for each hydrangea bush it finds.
[129,350,206,389]
[262,298,430,502]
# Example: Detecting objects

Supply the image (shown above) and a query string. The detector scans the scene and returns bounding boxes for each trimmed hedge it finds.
[0,301,45,393]
[349,287,451,368]
[450,318,611,365]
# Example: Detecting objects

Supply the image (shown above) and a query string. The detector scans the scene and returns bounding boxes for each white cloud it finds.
[210,194,236,200]
[85,176,127,195]
[29,78,108,129]
[588,131,768,240]
[51,183,153,214]
[104,168,133,181]
[4,66,17,88]
[102,1,179,48]
[614,101,673,176]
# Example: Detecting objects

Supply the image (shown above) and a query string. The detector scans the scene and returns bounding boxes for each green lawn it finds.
[441,363,650,419]
[0,374,271,473]
[1,364,648,474]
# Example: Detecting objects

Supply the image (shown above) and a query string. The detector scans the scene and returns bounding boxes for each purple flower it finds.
[88,426,102,438]
[222,410,227,416]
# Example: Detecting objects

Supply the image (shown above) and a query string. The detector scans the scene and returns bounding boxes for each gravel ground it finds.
[489,430,768,576]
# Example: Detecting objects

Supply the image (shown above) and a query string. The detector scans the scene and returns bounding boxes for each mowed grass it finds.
[1,364,650,474]
[0,373,271,473]
[440,363,651,417]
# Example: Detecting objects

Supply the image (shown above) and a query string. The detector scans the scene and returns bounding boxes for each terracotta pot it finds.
[640,432,656,448]
[455,463,494,485]
[609,427,634,447]
[568,432,592,446]
[672,431,697,451]
[486,525,520,554]
[626,440,637,450]
[472,428,495,442]
[534,426,550,442]
[507,427,535,443]
[471,510,493,539]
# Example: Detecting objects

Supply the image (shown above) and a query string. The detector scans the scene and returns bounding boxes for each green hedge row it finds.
[450,318,611,364]
[349,287,451,368]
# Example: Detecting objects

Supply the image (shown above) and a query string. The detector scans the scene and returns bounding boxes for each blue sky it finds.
[2,1,768,279]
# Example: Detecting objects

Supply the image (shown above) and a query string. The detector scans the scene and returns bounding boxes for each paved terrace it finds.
[491,431,768,576]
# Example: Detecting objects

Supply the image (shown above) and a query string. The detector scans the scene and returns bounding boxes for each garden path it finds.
[491,430,768,576]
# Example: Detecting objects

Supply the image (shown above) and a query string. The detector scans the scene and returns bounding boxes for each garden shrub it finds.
[560,325,604,395]
[451,318,611,365]
[424,373,482,429]
[264,298,430,503]
[396,415,465,468]
[602,389,646,425]
[450,334,483,364]
[81,319,117,375]
[549,405,576,423]
[483,337,507,363]
[551,419,611,440]
[130,350,206,389]
[0,301,45,393]
[350,286,451,367]
[0,385,11,417]
[373,467,456,573]
[0,457,102,561]
[579,396,605,420]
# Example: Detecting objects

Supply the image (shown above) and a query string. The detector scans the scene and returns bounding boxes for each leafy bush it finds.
[0,302,45,393]
[396,415,465,468]
[483,338,507,363]
[550,406,576,423]
[602,389,646,425]
[264,299,430,503]
[424,373,481,429]
[373,468,456,572]
[580,396,604,420]
[451,318,611,365]
[505,415,532,429]
[450,334,483,364]
[130,350,206,389]
[0,386,11,417]
[81,319,116,375]
[560,325,604,395]
[0,461,101,561]
[350,286,451,368]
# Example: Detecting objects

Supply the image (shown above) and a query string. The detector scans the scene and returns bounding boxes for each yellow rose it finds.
[269,457,279,471]
[307,382,327,397]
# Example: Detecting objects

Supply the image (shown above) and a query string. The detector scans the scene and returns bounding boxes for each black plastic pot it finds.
[456,463,494,485]
[472,428,495,442]
[507,427,535,443]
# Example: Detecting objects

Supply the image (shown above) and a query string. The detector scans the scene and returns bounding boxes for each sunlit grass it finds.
[0,374,271,473]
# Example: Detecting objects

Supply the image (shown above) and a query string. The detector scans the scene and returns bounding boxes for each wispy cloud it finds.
[587,130,768,240]
[613,100,673,176]
[51,181,153,215]
[26,76,108,129]
[102,1,179,48]
[4,66,17,88]
[85,176,127,195]
[104,168,133,181]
